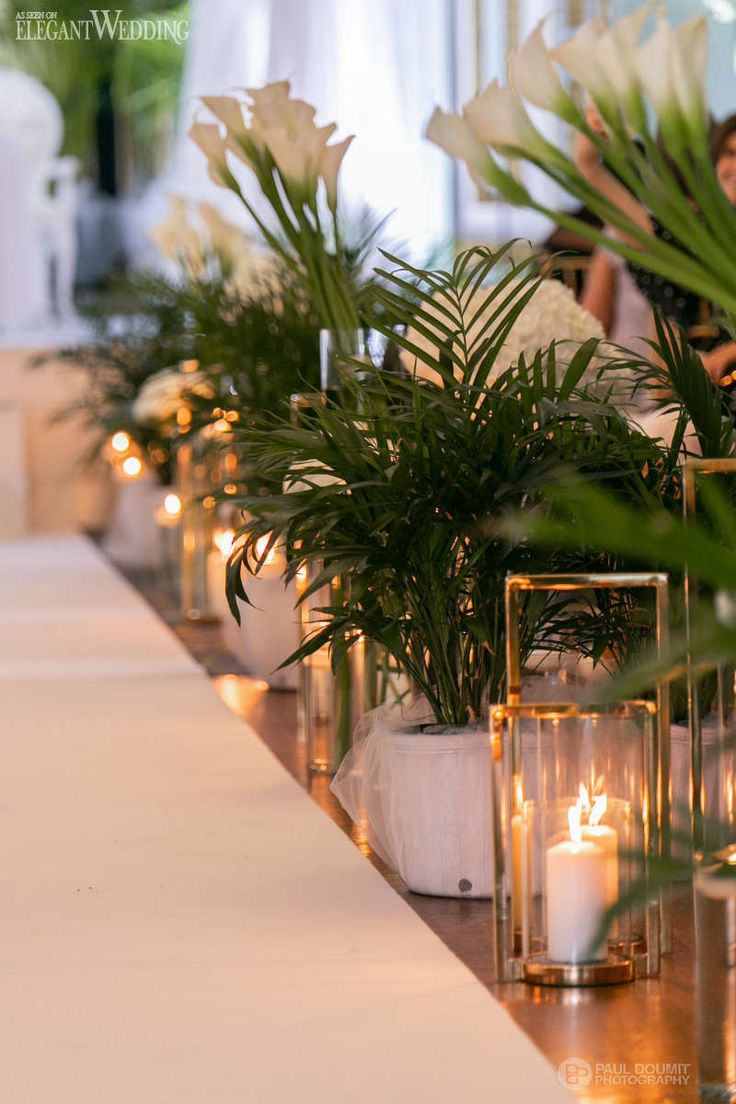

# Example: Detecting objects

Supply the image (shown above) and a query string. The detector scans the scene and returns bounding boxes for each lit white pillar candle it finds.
[581,823,618,907]
[546,803,608,963]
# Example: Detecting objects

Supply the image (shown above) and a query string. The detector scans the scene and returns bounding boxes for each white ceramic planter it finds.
[223,581,299,690]
[381,726,493,898]
[102,476,170,571]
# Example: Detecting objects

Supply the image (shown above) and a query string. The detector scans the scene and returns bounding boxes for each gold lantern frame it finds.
[504,572,671,954]
[491,699,661,986]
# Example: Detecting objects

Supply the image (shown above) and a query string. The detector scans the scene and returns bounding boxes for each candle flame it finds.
[164,493,181,518]
[579,778,608,826]
[590,793,607,827]
[255,534,277,566]
[121,456,143,479]
[111,431,131,454]
[214,528,236,559]
[568,800,583,846]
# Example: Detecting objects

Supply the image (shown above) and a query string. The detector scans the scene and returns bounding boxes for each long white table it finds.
[0,536,570,1102]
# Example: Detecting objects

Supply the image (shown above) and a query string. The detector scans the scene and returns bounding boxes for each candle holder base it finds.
[183,609,222,626]
[522,954,634,987]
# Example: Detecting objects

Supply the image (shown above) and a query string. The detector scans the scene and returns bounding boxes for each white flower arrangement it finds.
[188,80,361,332]
[427,7,736,323]
[404,277,605,387]
[132,365,213,427]
[150,194,279,302]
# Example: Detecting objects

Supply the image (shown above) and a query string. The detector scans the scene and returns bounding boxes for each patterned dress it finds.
[626,221,704,333]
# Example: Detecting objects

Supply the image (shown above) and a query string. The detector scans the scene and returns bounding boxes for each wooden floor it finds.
[126,566,701,1104]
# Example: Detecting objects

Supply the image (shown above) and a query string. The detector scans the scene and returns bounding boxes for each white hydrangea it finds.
[132,366,213,426]
[404,277,606,388]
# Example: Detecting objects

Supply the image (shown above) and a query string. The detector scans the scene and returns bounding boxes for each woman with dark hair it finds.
[575,108,736,384]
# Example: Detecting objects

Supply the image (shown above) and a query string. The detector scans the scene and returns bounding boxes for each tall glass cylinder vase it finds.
[683,458,736,851]
[291,342,362,776]
[296,567,354,776]
[695,850,736,1101]
[176,431,219,624]
[319,328,369,393]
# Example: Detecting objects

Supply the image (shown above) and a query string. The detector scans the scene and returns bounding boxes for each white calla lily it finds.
[201,95,247,136]
[188,121,230,186]
[198,202,251,267]
[636,14,708,148]
[636,16,676,115]
[463,80,564,166]
[244,81,294,127]
[265,121,336,183]
[595,6,650,131]
[426,107,493,182]
[636,16,692,153]
[552,18,614,114]
[672,16,709,135]
[319,135,354,210]
[508,22,578,123]
[426,106,534,203]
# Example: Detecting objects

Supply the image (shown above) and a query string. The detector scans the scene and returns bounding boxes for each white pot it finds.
[382,726,492,898]
[223,580,299,690]
[102,476,169,570]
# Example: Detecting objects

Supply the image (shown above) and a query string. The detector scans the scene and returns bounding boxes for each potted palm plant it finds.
[225,244,679,897]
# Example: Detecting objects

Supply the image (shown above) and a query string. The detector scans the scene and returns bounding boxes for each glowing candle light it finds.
[579,784,619,908]
[546,800,608,964]
[121,456,143,479]
[214,528,236,561]
[110,431,131,453]
[255,534,278,567]
[164,493,181,518]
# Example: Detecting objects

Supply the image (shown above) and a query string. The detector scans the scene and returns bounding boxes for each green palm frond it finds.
[227,245,682,725]
[613,312,735,458]
[369,243,541,390]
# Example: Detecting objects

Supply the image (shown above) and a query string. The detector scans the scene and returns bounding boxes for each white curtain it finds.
[136,0,452,261]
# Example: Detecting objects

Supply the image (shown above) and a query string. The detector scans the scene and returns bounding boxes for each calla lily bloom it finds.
[551,18,615,116]
[463,80,565,168]
[426,107,494,184]
[672,16,709,137]
[188,121,230,187]
[200,95,246,136]
[426,107,533,204]
[319,135,354,210]
[508,22,578,124]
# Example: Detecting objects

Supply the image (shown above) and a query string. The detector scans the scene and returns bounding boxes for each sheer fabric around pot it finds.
[331,701,492,898]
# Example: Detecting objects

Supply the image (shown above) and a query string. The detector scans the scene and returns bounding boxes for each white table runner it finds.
[0,535,200,677]
[0,538,570,1102]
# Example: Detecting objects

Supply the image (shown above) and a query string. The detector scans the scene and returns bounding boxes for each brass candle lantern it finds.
[504,572,672,955]
[491,700,661,986]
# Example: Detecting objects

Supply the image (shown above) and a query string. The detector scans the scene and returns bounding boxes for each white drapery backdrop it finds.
[135,0,453,261]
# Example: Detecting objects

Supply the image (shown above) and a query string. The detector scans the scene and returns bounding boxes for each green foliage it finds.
[612,312,736,459]
[112,4,188,178]
[226,245,680,726]
[40,262,320,484]
[0,0,187,175]
[516,477,736,700]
